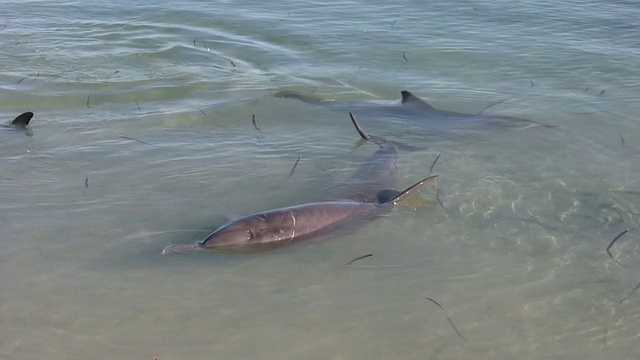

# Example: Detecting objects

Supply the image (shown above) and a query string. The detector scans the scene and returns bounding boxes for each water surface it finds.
[1,0,640,359]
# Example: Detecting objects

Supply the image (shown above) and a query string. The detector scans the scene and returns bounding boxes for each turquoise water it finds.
[1,0,640,359]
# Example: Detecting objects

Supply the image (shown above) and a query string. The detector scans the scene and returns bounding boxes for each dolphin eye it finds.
[247,230,254,240]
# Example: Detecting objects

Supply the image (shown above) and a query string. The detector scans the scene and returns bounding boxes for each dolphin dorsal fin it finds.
[11,112,34,127]
[400,91,434,109]
[349,112,389,148]
[383,175,438,204]
[349,112,372,141]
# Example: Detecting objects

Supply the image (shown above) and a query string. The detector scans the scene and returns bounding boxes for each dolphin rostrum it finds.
[275,89,556,130]
[162,174,438,253]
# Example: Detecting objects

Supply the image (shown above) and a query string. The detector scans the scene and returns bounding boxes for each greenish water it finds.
[1,0,640,359]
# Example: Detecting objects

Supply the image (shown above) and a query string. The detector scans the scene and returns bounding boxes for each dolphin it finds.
[275,89,556,130]
[162,113,437,254]
[162,174,438,253]
[322,112,411,203]
[2,112,34,135]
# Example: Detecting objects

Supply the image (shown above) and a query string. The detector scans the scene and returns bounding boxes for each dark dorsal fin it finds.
[383,175,438,204]
[11,112,34,127]
[349,112,372,141]
[349,112,424,152]
[349,112,388,148]
[400,90,434,109]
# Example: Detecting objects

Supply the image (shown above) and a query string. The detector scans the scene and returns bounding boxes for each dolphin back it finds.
[162,174,440,254]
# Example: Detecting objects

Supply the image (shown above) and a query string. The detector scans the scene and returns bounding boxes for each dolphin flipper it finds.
[11,112,34,128]
[384,175,439,204]
[376,189,401,203]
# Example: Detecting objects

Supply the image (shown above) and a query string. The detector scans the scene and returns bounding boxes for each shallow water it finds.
[1,0,640,359]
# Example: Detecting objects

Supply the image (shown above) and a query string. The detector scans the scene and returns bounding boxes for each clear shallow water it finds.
[1,0,640,359]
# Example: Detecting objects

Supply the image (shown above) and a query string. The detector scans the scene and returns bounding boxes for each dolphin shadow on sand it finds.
[275,89,557,132]
[163,114,439,253]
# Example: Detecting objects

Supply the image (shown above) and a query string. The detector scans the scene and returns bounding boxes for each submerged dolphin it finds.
[2,112,34,135]
[163,113,437,253]
[323,112,409,203]
[162,174,437,253]
[275,90,556,130]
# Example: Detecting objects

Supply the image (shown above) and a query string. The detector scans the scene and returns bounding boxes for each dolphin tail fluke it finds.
[11,112,34,127]
[385,175,439,205]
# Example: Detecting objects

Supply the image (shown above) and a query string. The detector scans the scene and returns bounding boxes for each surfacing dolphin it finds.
[162,174,438,253]
[275,89,557,130]
[2,112,34,135]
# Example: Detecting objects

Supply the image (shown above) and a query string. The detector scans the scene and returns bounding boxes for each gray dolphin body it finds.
[162,174,437,253]
[2,112,34,135]
[275,90,556,131]
[322,113,405,203]
[163,115,435,254]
